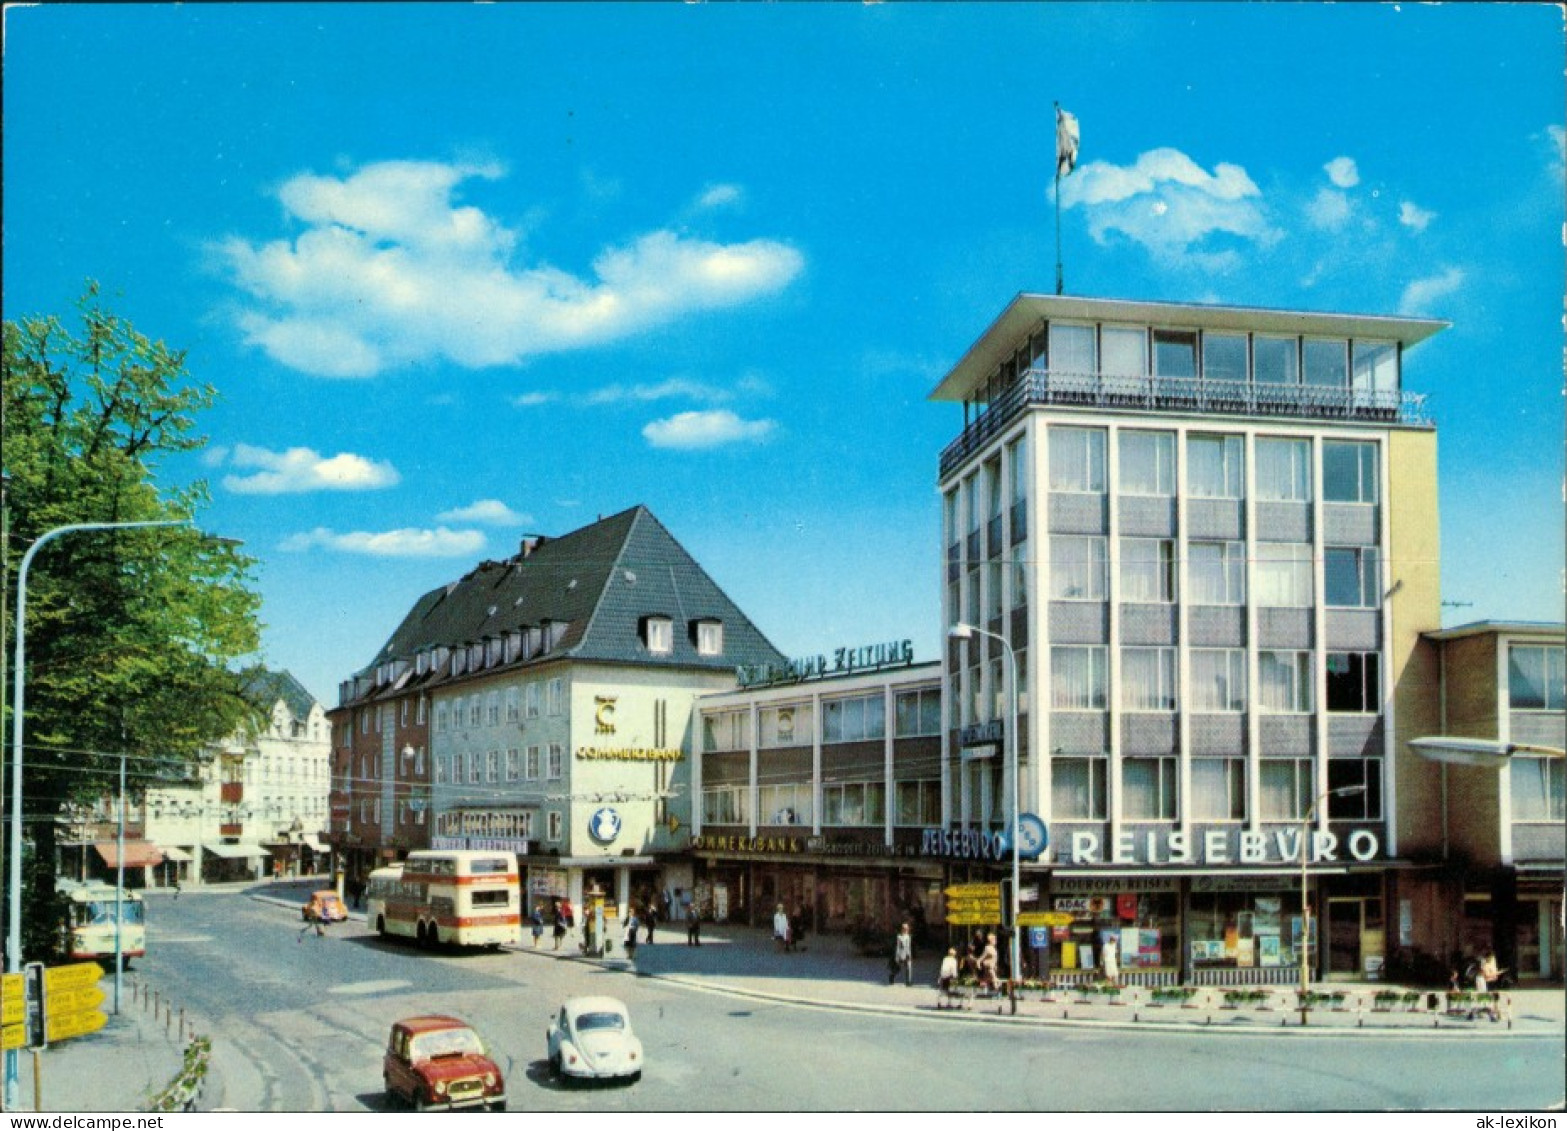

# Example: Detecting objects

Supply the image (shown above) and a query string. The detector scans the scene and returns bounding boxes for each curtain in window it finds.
[1192,759,1244,820]
[1052,536,1106,599]
[1052,758,1100,819]
[1049,324,1096,375]
[1123,758,1174,819]
[1260,761,1306,820]
[1053,648,1106,709]
[1191,650,1245,711]
[1119,431,1175,495]
[1188,434,1243,499]
[1122,648,1176,711]
[1256,439,1310,501]
[1259,652,1310,712]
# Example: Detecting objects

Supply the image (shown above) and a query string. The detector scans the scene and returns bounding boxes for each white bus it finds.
[60,880,146,966]
[366,851,521,949]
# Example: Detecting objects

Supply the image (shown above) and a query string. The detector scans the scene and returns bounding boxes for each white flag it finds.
[1056,106,1080,179]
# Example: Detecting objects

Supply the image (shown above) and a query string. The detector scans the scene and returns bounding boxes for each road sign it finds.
[45,986,106,1016]
[41,963,102,991]
[944,883,1001,900]
[0,975,23,1027]
[1,1024,25,1051]
[1016,911,1075,928]
[946,900,1002,916]
[45,1009,107,1044]
[946,911,1000,926]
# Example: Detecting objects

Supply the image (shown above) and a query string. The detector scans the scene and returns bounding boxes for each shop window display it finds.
[1048,890,1179,973]
[1187,888,1307,971]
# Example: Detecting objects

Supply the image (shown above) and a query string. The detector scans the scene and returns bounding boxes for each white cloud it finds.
[1061,148,1280,268]
[1540,124,1565,180]
[1306,188,1353,230]
[1399,201,1436,233]
[200,445,229,468]
[696,183,743,210]
[1324,156,1360,189]
[279,525,486,558]
[216,160,803,377]
[585,377,731,405]
[219,444,400,494]
[1398,267,1465,316]
[510,391,557,407]
[435,499,530,526]
[641,409,775,450]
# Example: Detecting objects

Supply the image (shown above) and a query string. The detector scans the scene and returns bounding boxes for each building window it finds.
[644,616,674,654]
[525,746,541,780]
[1153,329,1197,379]
[894,688,942,737]
[435,705,447,733]
[360,711,370,735]
[1049,426,1107,493]
[760,704,812,748]
[1256,438,1311,502]
[1188,433,1245,500]
[1122,757,1177,820]
[546,811,563,841]
[547,744,563,779]
[1008,436,1028,514]
[1122,647,1178,711]
[1323,441,1378,504]
[1102,326,1147,381]
[1259,651,1313,713]
[1326,652,1381,713]
[1052,646,1108,710]
[1202,333,1248,384]
[1012,537,1029,610]
[416,697,426,725]
[822,693,886,743]
[524,683,540,719]
[986,559,1004,620]
[1328,759,1383,819]
[702,785,750,825]
[1511,757,1565,821]
[1121,538,1177,603]
[1191,649,1247,712]
[547,678,563,716]
[1255,542,1314,607]
[1051,535,1107,601]
[703,709,750,753]
[487,693,500,726]
[505,748,520,781]
[1192,758,1246,820]
[822,781,886,826]
[1508,645,1566,710]
[466,753,479,784]
[965,564,981,626]
[506,689,520,723]
[695,620,724,656]
[1260,759,1313,820]
[1119,430,1176,496]
[894,780,942,826]
[468,697,481,728]
[1352,340,1398,396]
[760,783,813,825]
[1325,547,1380,608]
[1049,322,1096,376]
[400,699,409,727]
[1189,541,1245,605]
[434,755,447,785]
[1053,756,1108,820]
[1254,336,1300,387]
[1303,338,1348,388]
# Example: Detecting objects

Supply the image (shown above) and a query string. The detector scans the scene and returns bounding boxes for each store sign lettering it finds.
[1062,827,1380,866]
[919,828,1009,862]
[737,639,915,689]
[575,746,684,762]
[690,834,805,854]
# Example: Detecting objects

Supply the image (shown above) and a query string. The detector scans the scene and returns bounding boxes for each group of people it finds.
[772,904,809,952]
[527,893,710,954]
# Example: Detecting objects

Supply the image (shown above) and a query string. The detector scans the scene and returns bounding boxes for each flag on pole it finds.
[1055,106,1080,179]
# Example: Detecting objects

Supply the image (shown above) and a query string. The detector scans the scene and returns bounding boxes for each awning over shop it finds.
[202,842,267,860]
[301,835,329,853]
[157,845,193,863]
[93,840,165,869]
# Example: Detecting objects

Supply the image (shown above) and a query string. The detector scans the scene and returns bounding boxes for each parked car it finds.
[383,1015,506,1111]
[302,890,347,923]
[546,996,643,1083]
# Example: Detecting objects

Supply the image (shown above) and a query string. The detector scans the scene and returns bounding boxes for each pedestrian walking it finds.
[687,904,702,946]
[789,905,807,952]
[937,947,960,1008]
[773,904,791,951]
[552,902,567,950]
[530,904,545,947]
[978,933,1000,994]
[624,915,639,961]
[1101,932,1119,985]
[891,922,914,986]
[559,896,575,929]
[644,901,657,944]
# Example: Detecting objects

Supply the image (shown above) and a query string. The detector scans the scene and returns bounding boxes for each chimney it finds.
[518,534,547,559]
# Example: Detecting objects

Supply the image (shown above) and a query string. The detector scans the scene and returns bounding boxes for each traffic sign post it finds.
[38,963,107,1049]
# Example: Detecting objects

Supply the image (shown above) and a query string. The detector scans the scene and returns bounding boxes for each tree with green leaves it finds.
[2,282,263,960]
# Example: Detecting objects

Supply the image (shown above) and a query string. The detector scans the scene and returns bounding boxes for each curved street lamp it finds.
[948,621,1021,1015]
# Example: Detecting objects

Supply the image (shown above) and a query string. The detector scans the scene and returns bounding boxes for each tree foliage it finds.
[2,282,263,959]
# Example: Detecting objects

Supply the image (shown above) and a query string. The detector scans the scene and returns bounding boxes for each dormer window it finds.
[643,616,673,655]
[693,619,724,657]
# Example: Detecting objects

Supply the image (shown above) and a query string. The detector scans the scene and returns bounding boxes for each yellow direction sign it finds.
[947,911,1001,926]
[47,985,106,1016]
[1016,911,1075,928]
[42,962,102,991]
[945,883,1001,900]
[1,1023,25,1051]
[45,1008,107,1044]
[1,974,24,1026]
[946,900,1002,915]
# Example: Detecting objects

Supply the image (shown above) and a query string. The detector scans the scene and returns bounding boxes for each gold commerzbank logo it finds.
[594,695,616,734]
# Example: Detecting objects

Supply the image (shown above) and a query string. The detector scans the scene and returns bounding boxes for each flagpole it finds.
[1054,101,1064,295]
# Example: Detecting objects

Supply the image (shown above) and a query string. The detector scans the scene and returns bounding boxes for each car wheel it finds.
[382,1078,398,1109]
[414,1095,432,1113]
[489,1100,507,1112]
[630,1070,642,1084]
[549,1051,561,1077]
[416,923,429,949]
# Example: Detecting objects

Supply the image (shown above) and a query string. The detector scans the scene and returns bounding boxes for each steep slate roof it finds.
[241,667,320,720]
[355,506,784,694]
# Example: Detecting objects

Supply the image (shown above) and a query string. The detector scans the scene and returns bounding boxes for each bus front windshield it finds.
[79,899,145,926]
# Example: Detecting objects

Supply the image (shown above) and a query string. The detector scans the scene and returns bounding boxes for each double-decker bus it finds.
[366,851,521,949]
[59,880,146,966]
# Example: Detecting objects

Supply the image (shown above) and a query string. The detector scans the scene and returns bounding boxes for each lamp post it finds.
[6,519,187,1109]
[948,621,1021,1015]
[1298,783,1365,1025]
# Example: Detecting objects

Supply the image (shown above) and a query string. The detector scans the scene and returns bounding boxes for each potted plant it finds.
[1150,986,1198,1007]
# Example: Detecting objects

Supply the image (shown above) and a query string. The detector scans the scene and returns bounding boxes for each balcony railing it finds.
[939,367,1431,478]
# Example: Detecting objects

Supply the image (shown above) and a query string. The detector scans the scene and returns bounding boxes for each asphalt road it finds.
[134,889,1564,1112]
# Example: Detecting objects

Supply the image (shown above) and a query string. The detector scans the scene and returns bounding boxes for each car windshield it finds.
[574,1011,625,1033]
[410,1028,485,1060]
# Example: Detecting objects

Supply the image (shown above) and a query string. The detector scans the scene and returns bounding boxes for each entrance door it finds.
[1326,899,1365,978]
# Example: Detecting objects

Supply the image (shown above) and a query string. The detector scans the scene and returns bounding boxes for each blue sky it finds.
[5,4,1563,706]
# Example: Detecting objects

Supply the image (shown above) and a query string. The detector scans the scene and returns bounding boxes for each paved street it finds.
[39,883,1544,1112]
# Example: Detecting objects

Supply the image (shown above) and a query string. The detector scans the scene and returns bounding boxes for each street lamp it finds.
[1408,736,1565,767]
[948,621,1021,1015]
[1298,783,1365,1024]
[7,519,188,1109]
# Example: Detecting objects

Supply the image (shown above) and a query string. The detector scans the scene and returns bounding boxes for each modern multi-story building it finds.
[1423,621,1564,980]
[328,506,784,917]
[932,293,1449,983]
